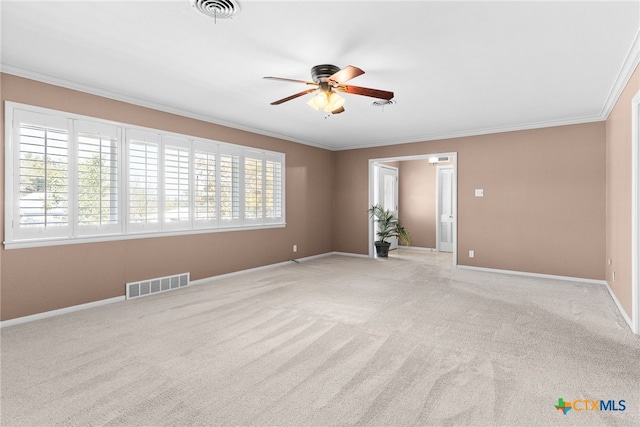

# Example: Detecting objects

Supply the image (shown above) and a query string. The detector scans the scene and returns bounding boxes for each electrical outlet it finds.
[469,250,474,258]
[475,189,484,197]
[612,271,615,282]
[293,244,297,253]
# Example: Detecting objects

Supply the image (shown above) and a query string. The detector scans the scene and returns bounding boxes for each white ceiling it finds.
[2,1,639,150]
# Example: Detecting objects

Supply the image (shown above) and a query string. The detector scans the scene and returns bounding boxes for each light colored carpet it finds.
[1,250,639,426]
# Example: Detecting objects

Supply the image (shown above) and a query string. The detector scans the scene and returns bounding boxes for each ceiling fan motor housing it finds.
[311,64,341,83]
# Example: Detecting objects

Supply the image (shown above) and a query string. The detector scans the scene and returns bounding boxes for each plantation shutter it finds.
[13,109,70,240]
[244,150,263,224]
[219,147,241,226]
[75,120,120,236]
[264,153,284,223]
[163,136,191,230]
[127,129,160,232]
[4,102,286,249]
[193,141,217,228]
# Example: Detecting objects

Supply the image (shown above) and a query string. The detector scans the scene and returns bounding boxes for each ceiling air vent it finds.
[190,0,240,20]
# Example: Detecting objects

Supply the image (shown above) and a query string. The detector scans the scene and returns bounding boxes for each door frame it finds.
[374,164,400,250]
[631,90,639,334]
[368,152,458,266]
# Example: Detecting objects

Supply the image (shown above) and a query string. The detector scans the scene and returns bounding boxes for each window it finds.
[14,110,70,241]
[265,156,283,221]
[194,143,217,226]
[127,130,160,232]
[163,136,190,229]
[4,102,285,248]
[219,150,240,225]
[76,121,119,236]
[244,152,263,222]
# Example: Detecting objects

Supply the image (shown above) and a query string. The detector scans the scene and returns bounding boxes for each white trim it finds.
[368,153,458,267]
[189,252,344,286]
[458,265,608,286]
[3,64,634,153]
[0,66,336,152]
[601,30,640,119]
[459,266,636,330]
[299,252,337,261]
[4,101,286,250]
[190,261,293,285]
[604,281,634,332]
[0,296,125,329]
[339,116,606,151]
[190,252,337,286]
[189,252,368,287]
[632,90,640,334]
[400,246,436,252]
[332,251,370,258]
[189,252,336,286]
[457,268,637,332]
[3,223,286,250]
[2,252,341,327]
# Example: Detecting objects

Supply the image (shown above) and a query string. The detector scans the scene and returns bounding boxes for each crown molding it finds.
[600,29,640,119]
[0,65,333,151]
[2,44,633,153]
[334,115,606,151]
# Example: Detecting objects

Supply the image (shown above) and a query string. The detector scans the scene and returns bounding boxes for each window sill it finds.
[3,223,287,250]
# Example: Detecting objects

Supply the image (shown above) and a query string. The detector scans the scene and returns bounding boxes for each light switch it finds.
[475,189,484,197]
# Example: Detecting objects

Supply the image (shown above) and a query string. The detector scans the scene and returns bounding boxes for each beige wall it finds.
[2,70,630,323]
[605,64,640,318]
[334,122,607,280]
[398,160,437,249]
[0,74,335,321]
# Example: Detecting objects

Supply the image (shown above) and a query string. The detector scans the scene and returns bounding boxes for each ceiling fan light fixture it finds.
[323,92,345,113]
[307,90,330,111]
[266,64,393,115]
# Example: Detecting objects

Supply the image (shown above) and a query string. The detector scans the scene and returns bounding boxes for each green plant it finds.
[368,204,410,245]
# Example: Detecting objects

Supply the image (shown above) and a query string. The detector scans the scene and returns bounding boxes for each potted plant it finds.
[368,204,410,257]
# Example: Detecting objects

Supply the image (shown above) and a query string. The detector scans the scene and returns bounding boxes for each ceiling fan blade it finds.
[270,88,318,105]
[263,76,317,85]
[327,65,365,85]
[331,106,345,115]
[337,85,394,100]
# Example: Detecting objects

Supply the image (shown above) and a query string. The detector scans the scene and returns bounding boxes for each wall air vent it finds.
[126,273,190,300]
[190,0,240,20]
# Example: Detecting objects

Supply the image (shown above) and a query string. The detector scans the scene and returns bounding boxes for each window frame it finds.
[4,101,286,250]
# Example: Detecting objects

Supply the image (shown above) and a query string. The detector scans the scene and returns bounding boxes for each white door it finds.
[437,166,454,253]
[377,165,399,250]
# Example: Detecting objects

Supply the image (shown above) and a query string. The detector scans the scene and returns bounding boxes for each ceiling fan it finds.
[264,64,394,115]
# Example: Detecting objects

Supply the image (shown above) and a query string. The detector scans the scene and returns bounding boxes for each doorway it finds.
[373,164,399,249]
[368,153,457,266]
[437,165,454,253]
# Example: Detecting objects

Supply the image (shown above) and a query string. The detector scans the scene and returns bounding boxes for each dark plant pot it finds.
[374,241,391,257]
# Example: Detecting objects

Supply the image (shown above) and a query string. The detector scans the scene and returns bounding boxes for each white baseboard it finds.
[458,265,639,334]
[190,252,336,286]
[457,265,607,286]
[0,296,126,329]
[2,253,342,328]
[400,246,436,252]
[332,251,370,258]
[604,281,635,333]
